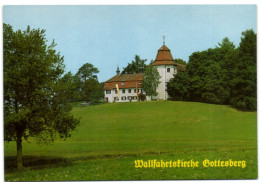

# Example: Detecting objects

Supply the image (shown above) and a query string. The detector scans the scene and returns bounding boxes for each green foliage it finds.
[142,65,160,98]
[230,30,256,111]
[138,93,146,101]
[73,62,103,102]
[167,30,256,111]
[76,63,99,82]
[188,48,231,104]
[82,78,104,104]
[4,23,79,168]
[59,72,82,102]
[167,72,190,101]
[60,63,102,103]
[122,55,147,74]
[174,58,187,65]
[169,47,230,104]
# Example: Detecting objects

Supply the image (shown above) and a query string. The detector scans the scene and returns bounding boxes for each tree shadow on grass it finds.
[4,155,74,174]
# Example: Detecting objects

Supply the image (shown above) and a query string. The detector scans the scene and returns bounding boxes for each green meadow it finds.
[4,101,257,180]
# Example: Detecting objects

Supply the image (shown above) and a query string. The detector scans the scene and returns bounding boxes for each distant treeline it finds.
[167,29,256,111]
[60,63,104,104]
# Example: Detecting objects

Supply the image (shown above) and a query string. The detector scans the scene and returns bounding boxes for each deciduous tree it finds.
[4,24,79,170]
[122,55,147,74]
[167,72,190,101]
[143,65,160,99]
[174,58,187,65]
[82,78,104,104]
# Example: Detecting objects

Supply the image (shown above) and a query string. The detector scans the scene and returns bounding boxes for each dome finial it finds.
[163,35,165,45]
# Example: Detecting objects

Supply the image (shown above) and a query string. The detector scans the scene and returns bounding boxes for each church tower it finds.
[152,37,177,100]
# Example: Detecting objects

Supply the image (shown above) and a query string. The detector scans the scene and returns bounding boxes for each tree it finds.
[4,24,79,170]
[167,72,190,101]
[186,48,232,104]
[230,29,256,111]
[174,58,187,65]
[142,65,160,99]
[166,31,256,111]
[75,63,101,102]
[167,37,237,104]
[76,63,99,82]
[122,55,147,74]
[59,72,82,102]
[215,37,238,104]
[82,78,104,103]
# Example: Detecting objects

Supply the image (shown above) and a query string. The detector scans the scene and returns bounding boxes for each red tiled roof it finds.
[106,73,143,83]
[104,45,186,90]
[104,81,143,90]
[104,73,144,90]
[154,45,174,61]
[152,44,186,72]
[152,60,175,66]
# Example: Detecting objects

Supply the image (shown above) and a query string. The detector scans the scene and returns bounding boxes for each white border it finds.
[0,1,259,182]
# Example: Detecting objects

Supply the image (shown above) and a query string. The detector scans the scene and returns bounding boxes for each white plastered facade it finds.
[104,88,146,103]
[155,65,177,100]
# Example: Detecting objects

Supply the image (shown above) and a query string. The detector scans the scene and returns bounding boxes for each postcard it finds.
[3,5,257,181]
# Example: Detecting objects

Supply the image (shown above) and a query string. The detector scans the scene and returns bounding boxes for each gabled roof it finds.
[104,44,186,90]
[104,73,144,90]
[106,73,143,83]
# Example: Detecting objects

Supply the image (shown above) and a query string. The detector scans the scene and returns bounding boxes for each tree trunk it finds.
[16,134,23,170]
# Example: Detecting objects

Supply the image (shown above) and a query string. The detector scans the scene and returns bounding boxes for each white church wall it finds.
[104,64,178,102]
[155,65,176,100]
[105,88,146,103]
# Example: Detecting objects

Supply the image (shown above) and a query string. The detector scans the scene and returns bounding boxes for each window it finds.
[121,83,125,86]
[106,90,111,94]
[167,68,170,72]
[135,89,140,93]
[122,89,125,93]
[128,89,131,93]
[121,96,126,100]
[141,89,143,93]
[114,97,119,101]
[115,89,118,94]
[128,96,132,100]
[139,82,142,85]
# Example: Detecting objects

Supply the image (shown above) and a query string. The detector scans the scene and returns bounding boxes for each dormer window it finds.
[121,83,125,86]
[139,82,142,85]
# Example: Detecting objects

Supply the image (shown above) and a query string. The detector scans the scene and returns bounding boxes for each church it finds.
[104,41,185,103]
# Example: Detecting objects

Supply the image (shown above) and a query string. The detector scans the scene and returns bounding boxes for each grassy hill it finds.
[4,101,257,180]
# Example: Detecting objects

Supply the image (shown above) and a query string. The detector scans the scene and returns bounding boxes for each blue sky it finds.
[3,5,256,82]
